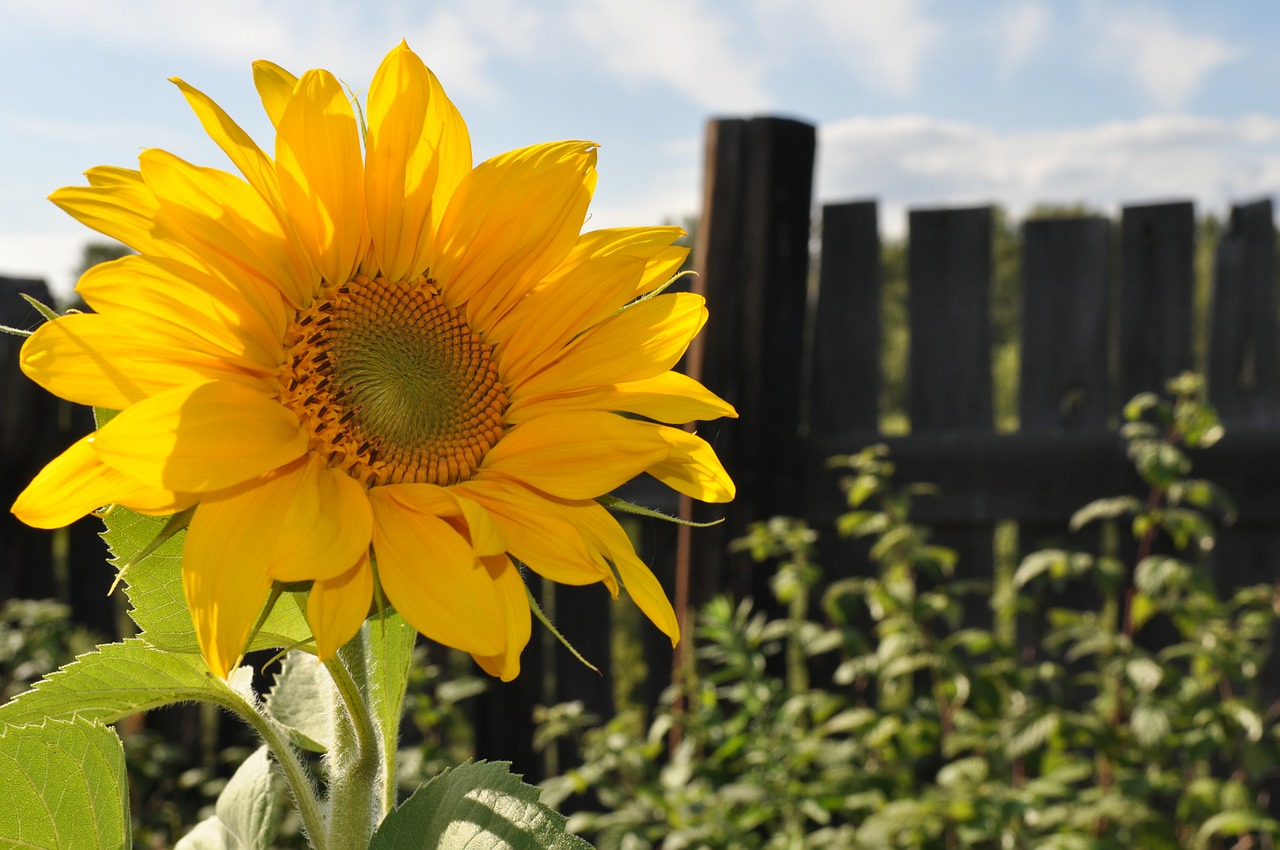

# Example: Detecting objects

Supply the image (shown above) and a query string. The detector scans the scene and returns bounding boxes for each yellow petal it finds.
[424,63,471,237]
[365,42,439,283]
[78,254,283,372]
[89,252,285,358]
[20,311,274,411]
[141,148,315,309]
[268,457,374,582]
[560,225,689,301]
[170,77,282,212]
[513,292,707,400]
[575,502,679,645]
[185,453,372,583]
[308,553,374,661]
[469,555,531,681]
[509,370,738,426]
[456,477,615,590]
[90,381,307,492]
[480,411,669,500]
[252,59,298,128]
[11,434,194,529]
[648,427,736,503]
[369,488,504,657]
[184,497,276,678]
[49,167,163,257]
[379,483,506,557]
[275,68,366,287]
[433,141,596,327]
[494,253,644,384]
[487,226,686,374]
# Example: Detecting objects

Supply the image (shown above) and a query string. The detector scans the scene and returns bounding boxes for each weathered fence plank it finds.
[907,206,994,432]
[1017,217,1114,583]
[681,116,816,608]
[1118,201,1196,404]
[0,278,112,636]
[810,200,882,436]
[1020,217,1113,433]
[904,207,995,610]
[1208,198,1279,426]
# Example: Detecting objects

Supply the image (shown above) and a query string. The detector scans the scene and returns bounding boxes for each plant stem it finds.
[325,627,384,847]
[230,694,328,850]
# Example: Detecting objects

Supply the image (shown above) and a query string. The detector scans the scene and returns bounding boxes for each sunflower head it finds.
[12,42,736,681]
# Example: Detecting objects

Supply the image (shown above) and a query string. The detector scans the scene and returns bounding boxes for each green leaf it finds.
[1129,592,1158,633]
[369,761,592,850]
[0,637,247,728]
[1123,392,1162,421]
[1125,657,1163,693]
[104,505,311,652]
[936,756,989,789]
[175,818,235,850]
[1006,711,1060,760]
[1068,496,1143,532]
[846,474,880,508]
[1130,701,1172,748]
[215,745,276,848]
[176,746,277,850]
[264,651,333,753]
[369,613,419,774]
[0,717,130,849]
[1196,810,1278,848]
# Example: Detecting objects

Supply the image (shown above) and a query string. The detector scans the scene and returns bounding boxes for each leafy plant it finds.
[540,375,1280,848]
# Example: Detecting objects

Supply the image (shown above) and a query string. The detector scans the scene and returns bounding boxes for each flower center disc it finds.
[280,274,507,487]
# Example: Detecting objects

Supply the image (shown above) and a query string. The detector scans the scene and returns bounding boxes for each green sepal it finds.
[20,292,61,323]
[597,493,723,527]
[527,583,600,675]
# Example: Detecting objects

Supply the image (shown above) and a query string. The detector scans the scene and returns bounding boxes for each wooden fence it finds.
[3,115,1280,783]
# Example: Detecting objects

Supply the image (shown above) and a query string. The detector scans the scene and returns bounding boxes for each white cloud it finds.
[818,113,1280,236]
[993,1,1050,77]
[568,0,771,112]
[748,0,940,97]
[0,0,502,99]
[1089,3,1242,110]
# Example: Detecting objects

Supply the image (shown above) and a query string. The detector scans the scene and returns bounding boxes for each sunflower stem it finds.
[324,628,384,847]
[230,690,328,850]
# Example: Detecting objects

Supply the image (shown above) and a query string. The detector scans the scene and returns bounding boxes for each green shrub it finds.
[540,375,1280,849]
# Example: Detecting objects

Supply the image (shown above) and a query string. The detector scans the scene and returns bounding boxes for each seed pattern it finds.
[279,274,507,487]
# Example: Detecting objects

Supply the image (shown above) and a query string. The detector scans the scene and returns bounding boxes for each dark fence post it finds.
[1017,218,1117,639]
[1118,201,1196,404]
[805,200,882,581]
[0,278,111,636]
[680,116,816,609]
[905,207,995,602]
[0,278,61,607]
[907,207,994,432]
[810,200,882,438]
[1019,218,1113,434]
[1205,198,1280,622]
[1208,198,1279,426]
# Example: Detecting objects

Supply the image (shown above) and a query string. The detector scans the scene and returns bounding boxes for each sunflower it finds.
[11,42,735,681]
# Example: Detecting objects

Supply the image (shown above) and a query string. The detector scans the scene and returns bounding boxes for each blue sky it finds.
[2,0,1278,296]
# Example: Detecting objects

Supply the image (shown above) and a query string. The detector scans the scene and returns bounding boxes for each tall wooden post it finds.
[677,117,816,633]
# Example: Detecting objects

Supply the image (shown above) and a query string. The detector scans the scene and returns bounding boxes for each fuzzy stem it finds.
[232,695,328,850]
[324,628,384,847]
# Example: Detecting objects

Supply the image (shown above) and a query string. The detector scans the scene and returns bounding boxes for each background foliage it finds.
[539,378,1280,849]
